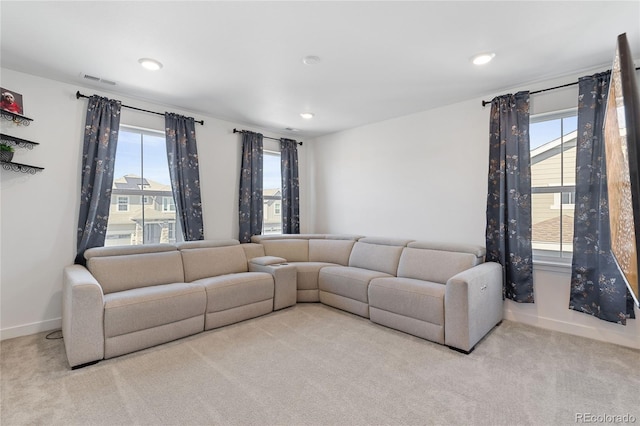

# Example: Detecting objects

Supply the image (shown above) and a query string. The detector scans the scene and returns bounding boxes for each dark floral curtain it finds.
[165,113,204,241]
[280,138,300,234]
[75,95,121,265]
[239,131,263,243]
[485,91,534,302]
[570,72,635,324]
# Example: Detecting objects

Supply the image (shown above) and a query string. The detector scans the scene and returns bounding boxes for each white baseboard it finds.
[503,308,640,350]
[0,318,61,341]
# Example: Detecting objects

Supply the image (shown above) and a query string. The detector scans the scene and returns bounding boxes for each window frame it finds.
[262,149,283,235]
[530,108,578,266]
[162,196,176,212]
[117,196,129,212]
[106,125,181,246]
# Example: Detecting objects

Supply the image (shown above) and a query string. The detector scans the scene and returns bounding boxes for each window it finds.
[117,196,129,212]
[530,110,577,263]
[162,196,176,212]
[263,150,282,235]
[106,126,183,246]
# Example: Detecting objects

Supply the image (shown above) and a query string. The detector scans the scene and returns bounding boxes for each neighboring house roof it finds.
[264,188,281,207]
[531,130,577,165]
[128,206,176,222]
[263,188,281,196]
[108,206,176,226]
[113,174,172,192]
[532,214,574,244]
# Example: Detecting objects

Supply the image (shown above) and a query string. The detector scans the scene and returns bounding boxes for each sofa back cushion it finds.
[175,239,240,250]
[309,239,355,265]
[86,247,185,295]
[348,238,411,275]
[260,239,309,262]
[397,241,485,284]
[241,243,266,260]
[181,245,249,282]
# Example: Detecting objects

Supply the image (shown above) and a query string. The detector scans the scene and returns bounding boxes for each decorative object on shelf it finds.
[0,142,15,162]
[0,88,32,125]
[1,87,23,115]
[0,134,44,174]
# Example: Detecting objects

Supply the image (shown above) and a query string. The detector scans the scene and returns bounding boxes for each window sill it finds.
[533,259,571,274]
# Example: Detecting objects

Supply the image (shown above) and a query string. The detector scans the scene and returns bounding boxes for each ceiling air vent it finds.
[83,74,117,86]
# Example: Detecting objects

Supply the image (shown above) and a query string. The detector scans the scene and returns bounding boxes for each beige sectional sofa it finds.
[63,234,503,369]
[62,239,296,369]
[251,235,503,353]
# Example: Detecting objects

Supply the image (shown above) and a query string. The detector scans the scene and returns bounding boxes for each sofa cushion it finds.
[175,239,240,250]
[308,239,355,265]
[103,282,206,338]
[260,239,309,262]
[241,243,267,260]
[368,277,445,325]
[290,262,336,290]
[348,239,409,275]
[181,245,249,282]
[398,244,483,284]
[84,243,176,259]
[196,272,274,313]
[319,266,391,303]
[407,241,486,258]
[87,250,185,295]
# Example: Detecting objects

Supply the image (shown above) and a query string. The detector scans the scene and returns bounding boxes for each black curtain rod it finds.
[75,91,204,125]
[481,66,640,107]
[233,128,303,146]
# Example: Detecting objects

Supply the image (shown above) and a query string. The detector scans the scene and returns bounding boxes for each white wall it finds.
[308,98,488,245]
[0,68,308,339]
[2,66,638,350]
[309,71,639,349]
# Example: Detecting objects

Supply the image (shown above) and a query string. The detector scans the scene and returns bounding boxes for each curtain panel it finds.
[485,91,535,302]
[280,138,300,234]
[238,131,264,243]
[75,95,121,265]
[165,113,204,241]
[569,72,635,324]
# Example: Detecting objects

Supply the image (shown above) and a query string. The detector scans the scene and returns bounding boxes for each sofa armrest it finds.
[444,262,503,352]
[248,261,296,310]
[249,256,288,266]
[62,265,105,368]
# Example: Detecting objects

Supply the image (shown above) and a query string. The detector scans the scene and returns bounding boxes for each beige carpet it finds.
[1,303,638,426]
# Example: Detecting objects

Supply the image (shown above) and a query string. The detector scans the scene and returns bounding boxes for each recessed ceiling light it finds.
[472,53,495,66]
[285,127,300,132]
[302,55,321,65]
[300,112,314,119]
[138,58,163,71]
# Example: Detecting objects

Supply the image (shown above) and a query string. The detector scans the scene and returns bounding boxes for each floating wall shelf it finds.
[0,133,44,173]
[0,133,40,149]
[1,161,44,174]
[0,110,34,126]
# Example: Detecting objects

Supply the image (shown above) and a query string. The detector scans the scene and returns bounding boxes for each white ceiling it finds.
[1,1,639,138]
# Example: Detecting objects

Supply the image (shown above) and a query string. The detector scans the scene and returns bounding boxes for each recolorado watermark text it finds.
[576,413,637,423]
